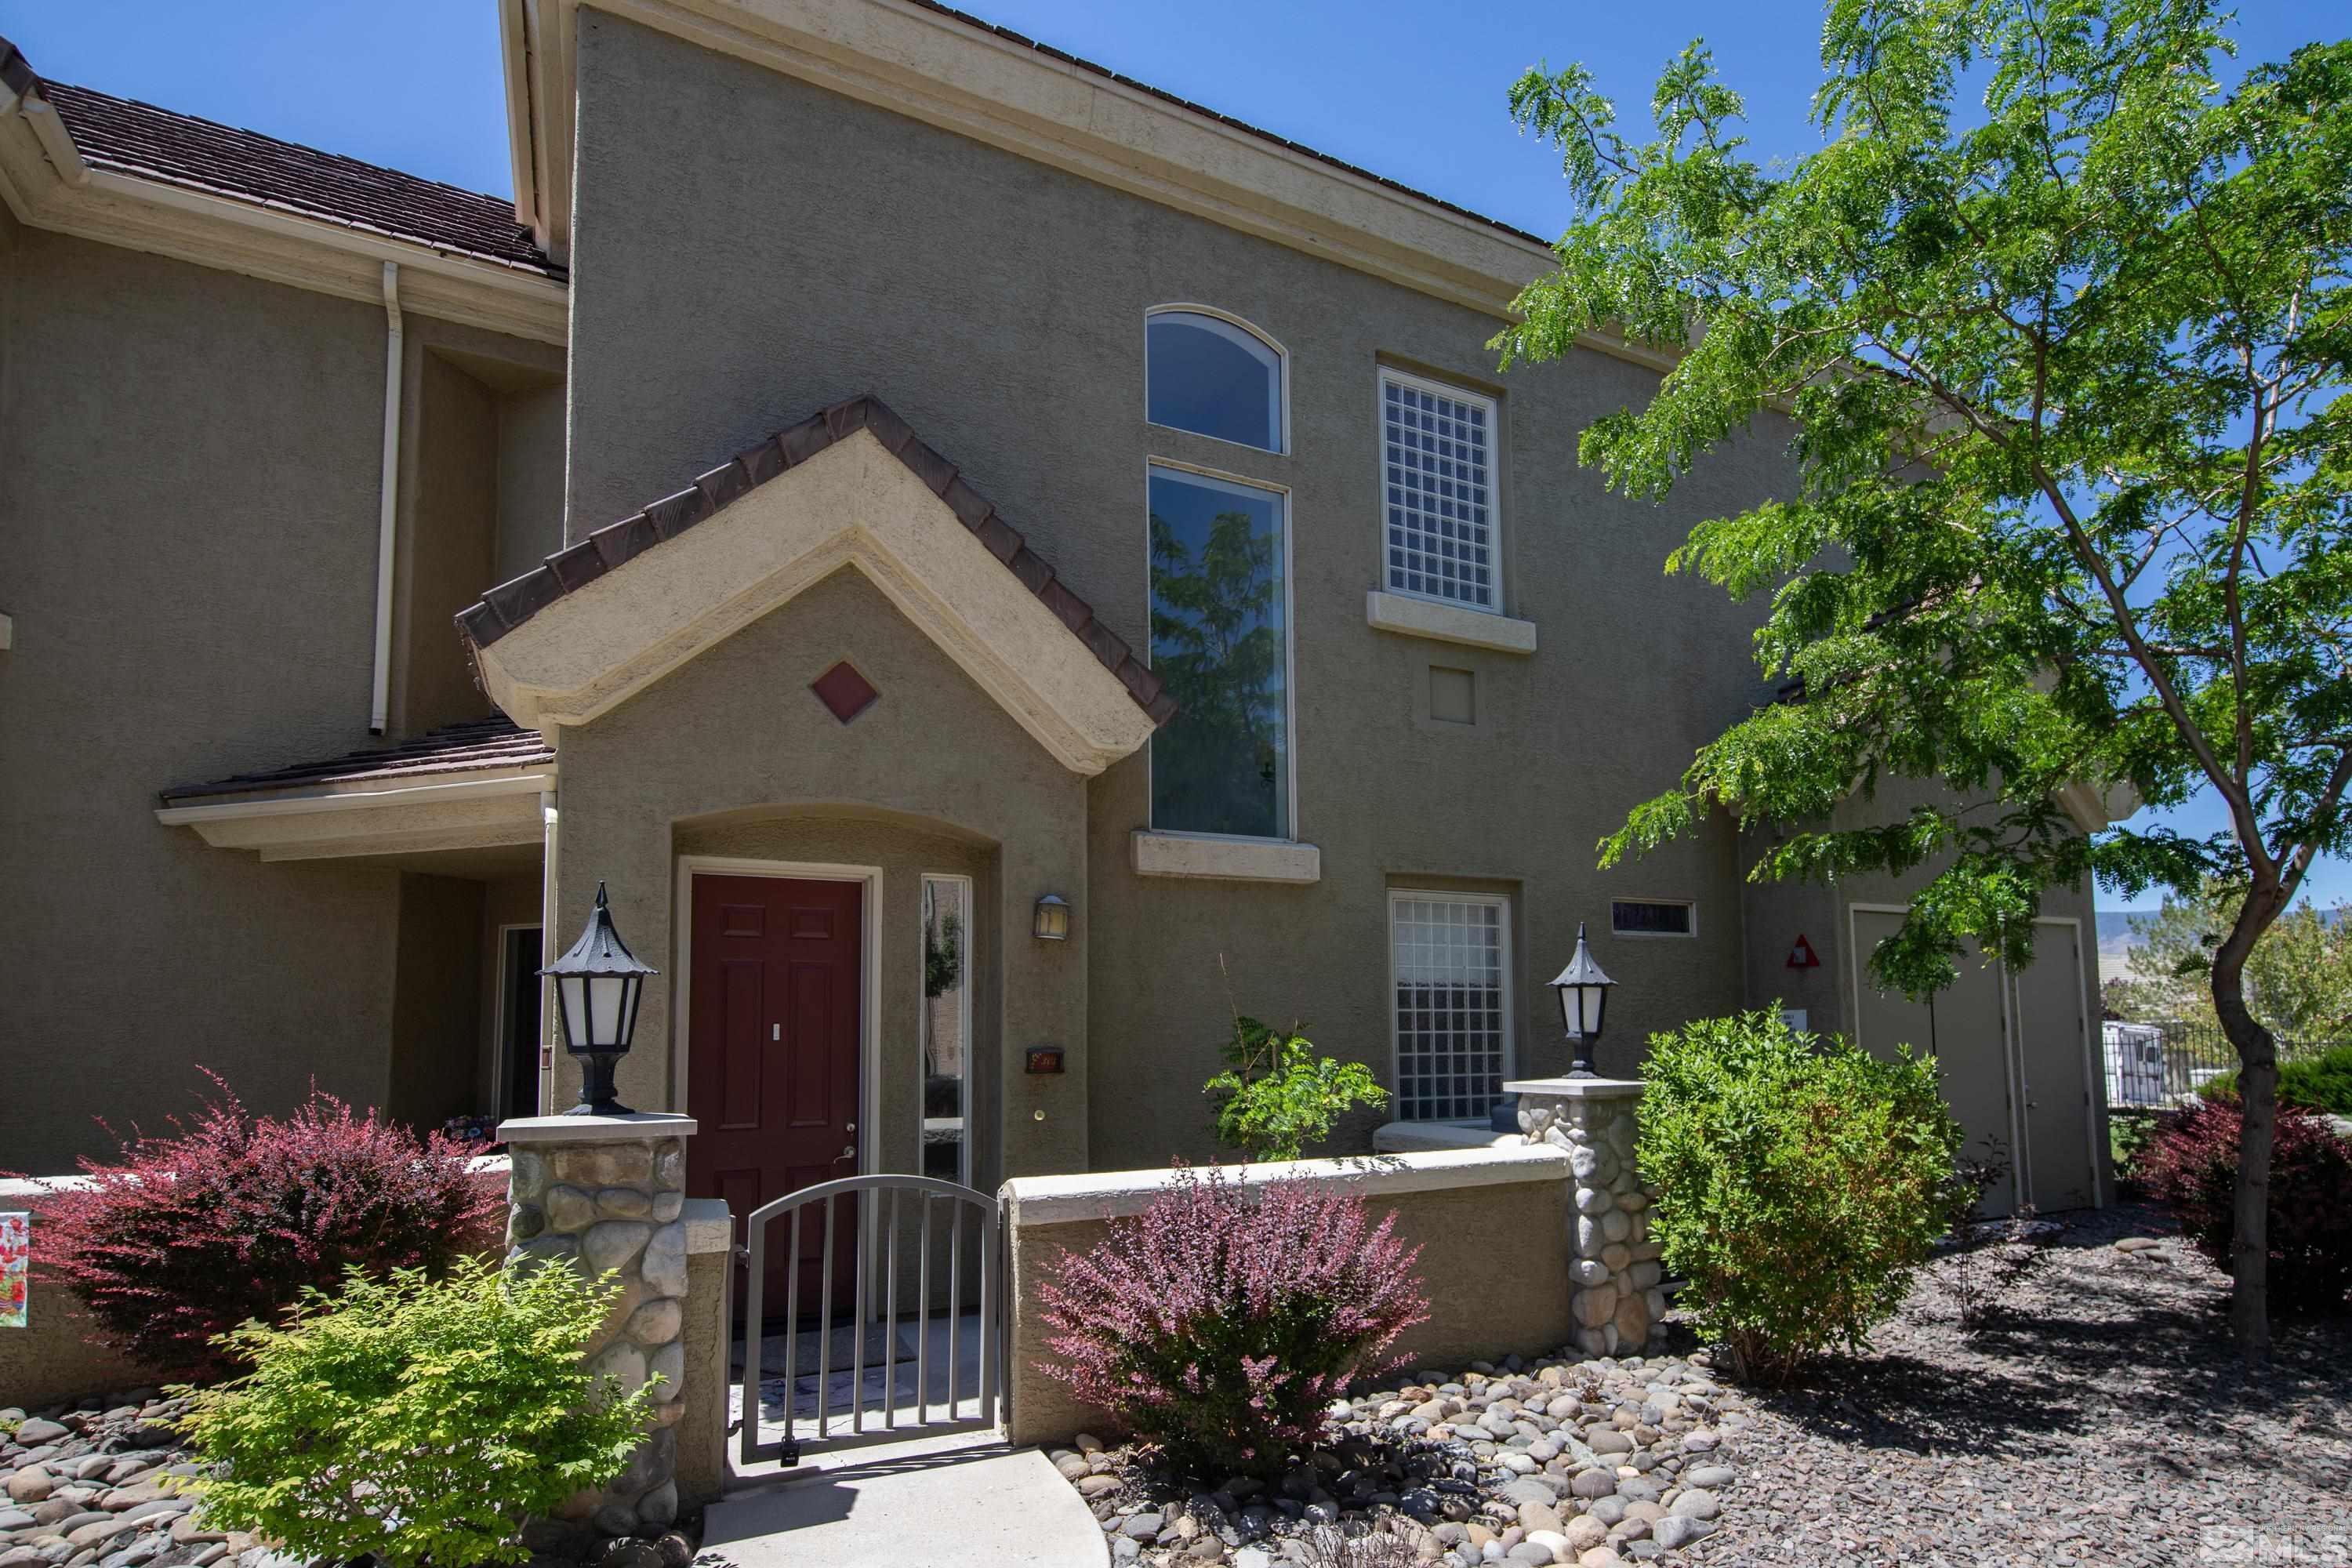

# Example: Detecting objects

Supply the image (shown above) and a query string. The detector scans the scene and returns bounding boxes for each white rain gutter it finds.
[368,261,403,735]
[537,788,559,1116]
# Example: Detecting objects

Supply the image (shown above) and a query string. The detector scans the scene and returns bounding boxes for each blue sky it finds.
[9,0,2344,908]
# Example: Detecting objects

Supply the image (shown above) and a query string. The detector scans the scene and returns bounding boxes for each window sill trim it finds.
[1131,830,1322,884]
[1366,590,1537,654]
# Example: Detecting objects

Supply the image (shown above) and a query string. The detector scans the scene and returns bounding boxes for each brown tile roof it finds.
[35,78,562,280]
[456,394,1177,725]
[160,716,553,804]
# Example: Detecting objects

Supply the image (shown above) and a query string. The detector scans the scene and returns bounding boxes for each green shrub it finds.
[180,1257,652,1567]
[1203,1015,1388,1162]
[2204,1041,2352,1116]
[1639,1008,1964,1381]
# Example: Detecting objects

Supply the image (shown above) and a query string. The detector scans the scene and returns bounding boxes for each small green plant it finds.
[1204,1015,1387,1161]
[179,1256,652,1567]
[1639,1008,1963,1382]
[2205,1041,2352,1117]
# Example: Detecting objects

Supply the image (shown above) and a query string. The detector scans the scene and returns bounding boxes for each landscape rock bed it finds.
[1,1392,700,1568]
[1054,1349,1751,1566]
[1684,1203,2352,1567]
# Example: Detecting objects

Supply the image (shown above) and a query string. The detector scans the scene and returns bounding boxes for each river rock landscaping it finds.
[0,1392,700,1568]
[1054,1348,1749,1567]
[1053,1203,2352,1568]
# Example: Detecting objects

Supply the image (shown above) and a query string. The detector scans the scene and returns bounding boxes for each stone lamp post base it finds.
[1504,1077,1664,1357]
[500,1111,700,1537]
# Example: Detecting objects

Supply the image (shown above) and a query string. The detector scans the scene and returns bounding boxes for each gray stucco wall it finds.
[495,382,567,586]
[0,230,402,1171]
[0,223,566,1171]
[565,14,1786,1170]
[550,566,1091,1178]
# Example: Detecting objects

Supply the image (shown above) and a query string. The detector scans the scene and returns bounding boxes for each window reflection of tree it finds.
[1149,504,1284,838]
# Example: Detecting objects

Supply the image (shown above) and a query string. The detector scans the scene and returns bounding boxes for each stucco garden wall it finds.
[564,15,1796,1174]
[1002,1147,1577,1447]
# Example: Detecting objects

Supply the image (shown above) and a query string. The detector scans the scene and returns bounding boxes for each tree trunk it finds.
[2211,934,2277,1365]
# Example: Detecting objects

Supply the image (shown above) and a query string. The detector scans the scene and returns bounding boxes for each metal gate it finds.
[737,1174,1001,1467]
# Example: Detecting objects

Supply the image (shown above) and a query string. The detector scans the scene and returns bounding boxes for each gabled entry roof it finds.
[456,395,1171,775]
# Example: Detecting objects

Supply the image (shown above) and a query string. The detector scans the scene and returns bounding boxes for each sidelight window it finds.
[920,874,971,1184]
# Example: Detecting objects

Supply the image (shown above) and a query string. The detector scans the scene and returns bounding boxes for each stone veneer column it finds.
[499,1112,699,1537]
[1503,1078,1664,1358]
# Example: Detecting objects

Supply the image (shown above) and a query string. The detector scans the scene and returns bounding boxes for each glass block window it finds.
[1148,310,1285,452]
[1391,892,1512,1121]
[1381,370,1497,611]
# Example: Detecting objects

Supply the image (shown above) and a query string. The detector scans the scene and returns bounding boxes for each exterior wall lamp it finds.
[1033,893,1071,942]
[1547,922,1617,1080]
[541,881,659,1116]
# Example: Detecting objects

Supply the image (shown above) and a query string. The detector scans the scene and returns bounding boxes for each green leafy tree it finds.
[1203,1015,1388,1162]
[179,1257,651,1567]
[1500,1,2352,1359]
[2114,883,2352,1037]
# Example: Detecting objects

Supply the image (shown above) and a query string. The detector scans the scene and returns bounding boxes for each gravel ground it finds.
[1683,1203,2352,1568]
[1054,1202,2350,1568]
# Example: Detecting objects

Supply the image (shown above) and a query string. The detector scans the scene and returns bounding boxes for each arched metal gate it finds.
[737,1174,1001,1467]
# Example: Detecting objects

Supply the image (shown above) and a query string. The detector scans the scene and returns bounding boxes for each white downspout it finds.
[537,788,559,1116]
[368,261,403,735]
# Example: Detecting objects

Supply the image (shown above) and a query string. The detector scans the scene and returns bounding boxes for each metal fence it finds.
[2103,1018,2339,1109]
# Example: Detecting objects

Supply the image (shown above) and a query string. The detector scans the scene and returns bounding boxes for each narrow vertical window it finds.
[1380,368,1498,611]
[1146,309,1285,452]
[920,875,971,1184]
[1148,463,1291,838]
[1391,891,1512,1120]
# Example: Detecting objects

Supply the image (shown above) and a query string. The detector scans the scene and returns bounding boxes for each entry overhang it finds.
[459,399,1168,777]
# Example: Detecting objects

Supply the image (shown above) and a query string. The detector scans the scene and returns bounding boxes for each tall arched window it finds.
[1145,308,1285,453]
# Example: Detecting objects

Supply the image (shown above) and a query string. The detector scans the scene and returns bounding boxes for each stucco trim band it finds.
[1129,829,1322,884]
[155,770,552,859]
[463,419,1163,775]
[1366,590,1538,655]
[1002,1144,1570,1227]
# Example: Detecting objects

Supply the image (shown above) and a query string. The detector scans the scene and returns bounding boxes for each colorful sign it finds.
[0,1213,25,1329]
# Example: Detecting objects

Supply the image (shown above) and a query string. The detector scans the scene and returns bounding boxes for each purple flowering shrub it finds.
[1037,1166,1428,1477]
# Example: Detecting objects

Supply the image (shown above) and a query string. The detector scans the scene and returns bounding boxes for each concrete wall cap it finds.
[2,1152,510,1204]
[680,1197,731,1255]
[1505,1077,1646,1101]
[1002,1144,1570,1226]
[498,1112,700,1143]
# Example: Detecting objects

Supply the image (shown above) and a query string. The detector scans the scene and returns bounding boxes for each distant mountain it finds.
[2096,908,2159,985]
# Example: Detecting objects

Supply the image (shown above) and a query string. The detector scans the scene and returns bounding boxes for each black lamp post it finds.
[542,882,659,1116]
[1548,922,1617,1079]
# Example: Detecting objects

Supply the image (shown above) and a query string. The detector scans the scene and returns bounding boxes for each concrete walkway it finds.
[700,1429,1108,1568]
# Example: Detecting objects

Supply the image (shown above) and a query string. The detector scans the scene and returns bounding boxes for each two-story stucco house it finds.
[0,0,2112,1217]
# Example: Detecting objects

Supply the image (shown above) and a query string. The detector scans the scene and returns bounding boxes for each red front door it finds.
[686,873,862,1319]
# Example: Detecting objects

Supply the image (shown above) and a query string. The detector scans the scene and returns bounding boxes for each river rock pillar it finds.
[1504,1077,1662,1357]
[499,1111,699,1537]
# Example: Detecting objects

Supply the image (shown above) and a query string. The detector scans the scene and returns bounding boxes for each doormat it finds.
[0,1213,25,1327]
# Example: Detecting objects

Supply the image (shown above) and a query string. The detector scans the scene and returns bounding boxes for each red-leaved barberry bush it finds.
[2138,1096,2352,1315]
[28,1073,503,1379]
[1037,1166,1428,1477]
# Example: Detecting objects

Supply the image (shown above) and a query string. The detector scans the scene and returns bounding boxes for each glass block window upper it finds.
[1148,464,1290,839]
[1147,310,1285,452]
[1392,892,1512,1121]
[1381,369,1497,611]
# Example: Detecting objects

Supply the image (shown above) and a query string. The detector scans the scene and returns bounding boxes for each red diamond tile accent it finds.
[811,661,879,724]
